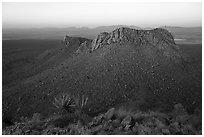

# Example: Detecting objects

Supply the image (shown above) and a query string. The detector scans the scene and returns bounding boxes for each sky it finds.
[2,2,202,28]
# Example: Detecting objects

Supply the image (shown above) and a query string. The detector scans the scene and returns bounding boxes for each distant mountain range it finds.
[2,26,202,44]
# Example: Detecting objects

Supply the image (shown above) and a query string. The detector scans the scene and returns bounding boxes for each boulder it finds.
[112,119,121,127]
[132,123,139,133]
[124,124,131,131]
[121,115,132,126]
[104,108,115,120]
[154,119,166,129]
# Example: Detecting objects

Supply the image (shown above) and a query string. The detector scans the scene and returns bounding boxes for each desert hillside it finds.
[3,27,201,127]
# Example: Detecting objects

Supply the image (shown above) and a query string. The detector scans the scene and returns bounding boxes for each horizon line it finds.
[2,25,202,29]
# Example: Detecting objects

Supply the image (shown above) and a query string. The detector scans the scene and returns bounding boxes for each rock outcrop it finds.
[63,35,91,48]
[63,35,71,47]
[91,27,176,49]
[64,27,182,61]
[76,41,92,53]
[91,27,182,60]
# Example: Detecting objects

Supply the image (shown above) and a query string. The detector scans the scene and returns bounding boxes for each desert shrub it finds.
[53,93,88,114]
[74,95,90,125]
[53,93,76,113]
[74,95,88,113]
[53,93,90,125]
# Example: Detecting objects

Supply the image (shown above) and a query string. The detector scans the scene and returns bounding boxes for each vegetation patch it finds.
[3,101,202,135]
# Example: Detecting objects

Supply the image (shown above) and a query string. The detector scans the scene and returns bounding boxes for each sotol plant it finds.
[75,95,88,112]
[53,93,88,114]
[53,93,76,113]
[74,95,89,126]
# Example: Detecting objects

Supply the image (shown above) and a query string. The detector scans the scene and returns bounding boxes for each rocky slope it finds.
[3,103,202,135]
[2,27,201,128]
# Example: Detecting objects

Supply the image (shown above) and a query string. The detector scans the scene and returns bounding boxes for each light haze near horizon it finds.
[2,2,202,28]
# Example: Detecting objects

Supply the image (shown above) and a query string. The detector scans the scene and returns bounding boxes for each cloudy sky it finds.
[2,2,202,28]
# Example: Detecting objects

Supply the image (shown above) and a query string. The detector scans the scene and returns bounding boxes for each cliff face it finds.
[63,27,183,61]
[91,27,182,60]
[91,27,176,49]
[63,35,91,47]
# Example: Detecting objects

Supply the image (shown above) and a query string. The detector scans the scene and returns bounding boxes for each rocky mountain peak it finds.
[91,27,176,51]
[90,27,183,60]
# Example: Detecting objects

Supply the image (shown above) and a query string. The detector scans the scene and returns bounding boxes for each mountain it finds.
[2,27,201,125]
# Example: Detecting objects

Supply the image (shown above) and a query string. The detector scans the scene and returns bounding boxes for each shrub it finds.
[53,93,90,126]
[53,93,89,113]
[53,93,76,113]
[74,95,88,113]
[74,95,90,125]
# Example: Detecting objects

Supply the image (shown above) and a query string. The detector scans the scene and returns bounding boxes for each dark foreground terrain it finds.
[2,27,202,134]
[3,102,202,135]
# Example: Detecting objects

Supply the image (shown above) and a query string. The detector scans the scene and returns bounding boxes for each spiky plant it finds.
[53,93,90,125]
[74,95,89,126]
[53,93,76,113]
[75,95,88,111]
